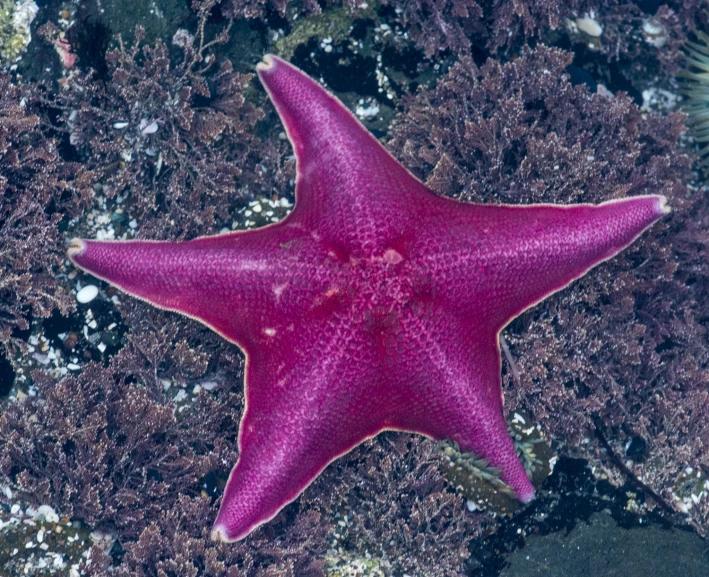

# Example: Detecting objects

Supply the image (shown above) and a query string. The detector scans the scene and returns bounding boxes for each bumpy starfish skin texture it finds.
[68,54,670,542]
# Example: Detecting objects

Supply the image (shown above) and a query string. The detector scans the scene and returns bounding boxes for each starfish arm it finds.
[257,55,435,254]
[384,304,535,502]
[415,194,669,332]
[67,227,332,348]
[211,315,394,542]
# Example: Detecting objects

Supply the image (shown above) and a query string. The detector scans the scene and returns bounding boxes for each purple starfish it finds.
[68,55,669,542]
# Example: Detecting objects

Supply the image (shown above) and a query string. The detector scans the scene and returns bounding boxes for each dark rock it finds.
[500,511,709,577]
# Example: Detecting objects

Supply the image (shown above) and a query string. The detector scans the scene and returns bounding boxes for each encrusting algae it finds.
[0,0,37,67]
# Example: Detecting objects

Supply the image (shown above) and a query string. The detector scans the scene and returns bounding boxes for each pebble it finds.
[63,332,78,351]
[76,285,99,304]
[140,120,159,135]
[576,14,603,37]
[200,381,218,391]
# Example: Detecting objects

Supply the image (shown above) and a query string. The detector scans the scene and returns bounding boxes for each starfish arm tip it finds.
[256,54,278,73]
[656,194,671,215]
[67,238,86,260]
[519,487,536,504]
[210,524,239,543]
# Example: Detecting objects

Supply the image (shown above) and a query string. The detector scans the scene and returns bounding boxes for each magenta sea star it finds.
[68,55,669,542]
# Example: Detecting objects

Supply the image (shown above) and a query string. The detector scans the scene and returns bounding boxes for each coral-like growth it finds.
[93,493,328,577]
[388,46,687,205]
[0,349,242,540]
[389,45,709,530]
[58,13,280,240]
[307,435,488,577]
[223,0,322,19]
[482,0,566,53]
[222,0,700,89]
[383,0,484,57]
[0,73,88,359]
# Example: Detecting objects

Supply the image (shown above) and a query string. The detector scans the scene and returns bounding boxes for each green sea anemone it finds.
[436,412,554,513]
[681,31,709,163]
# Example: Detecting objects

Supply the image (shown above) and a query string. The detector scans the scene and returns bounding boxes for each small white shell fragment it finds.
[97,342,107,353]
[140,119,159,134]
[32,353,51,365]
[642,19,666,47]
[36,505,59,523]
[200,381,218,391]
[76,284,99,304]
[113,122,129,129]
[89,530,117,551]
[576,14,603,37]
[642,20,662,35]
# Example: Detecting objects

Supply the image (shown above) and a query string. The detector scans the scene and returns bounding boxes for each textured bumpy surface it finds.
[69,55,669,542]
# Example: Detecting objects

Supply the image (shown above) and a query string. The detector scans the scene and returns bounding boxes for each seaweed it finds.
[0,73,90,362]
[56,4,286,240]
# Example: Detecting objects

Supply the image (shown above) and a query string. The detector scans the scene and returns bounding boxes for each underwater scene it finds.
[1,0,709,575]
